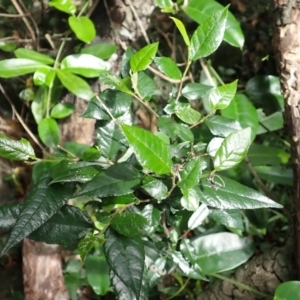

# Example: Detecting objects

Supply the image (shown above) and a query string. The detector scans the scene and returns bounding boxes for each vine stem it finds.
[175,60,191,102]
[165,277,191,300]
[210,273,273,299]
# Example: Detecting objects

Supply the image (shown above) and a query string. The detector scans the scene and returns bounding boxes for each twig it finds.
[200,58,215,87]
[0,83,48,154]
[148,65,190,84]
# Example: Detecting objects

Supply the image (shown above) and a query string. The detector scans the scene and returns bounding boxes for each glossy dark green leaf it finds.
[0,135,36,160]
[56,69,94,101]
[209,208,244,230]
[171,250,192,275]
[253,166,293,186]
[182,83,213,100]
[158,116,178,139]
[178,157,201,189]
[38,117,60,148]
[207,137,224,157]
[76,163,141,198]
[104,227,145,299]
[188,203,209,230]
[121,124,172,175]
[0,58,48,78]
[29,205,93,247]
[0,204,22,230]
[134,71,156,100]
[153,57,182,79]
[177,124,194,143]
[95,121,128,160]
[189,6,228,60]
[68,16,96,43]
[50,161,100,184]
[183,0,244,48]
[130,42,159,72]
[246,75,283,111]
[14,48,54,65]
[140,204,161,234]
[31,86,48,123]
[247,144,290,166]
[78,232,99,262]
[49,0,76,14]
[80,42,117,59]
[82,90,132,122]
[175,105,201,125]
[61,142,90,159]
[221,94,259,142]
[60,54,109,78]
[141,178,168,201]
[146,257,167,288]
[214,127,251,171]
[206,115,242,137]
[257,111,284,134]
[199,175,283,209]
[121,47,134,77]
[85,255,110,296]
[192,232,254,274]
[51,102,75,119]
[1,173,74,255]
[111,212,148,237]
[83,146,101,161]
[181,186,201,211]
[274,281,300,300]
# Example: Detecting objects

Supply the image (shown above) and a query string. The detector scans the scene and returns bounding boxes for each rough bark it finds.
[273,0,300,279]
[198,238,295,299]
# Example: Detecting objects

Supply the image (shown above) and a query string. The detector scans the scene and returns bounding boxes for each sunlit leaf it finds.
[68,16,96,43]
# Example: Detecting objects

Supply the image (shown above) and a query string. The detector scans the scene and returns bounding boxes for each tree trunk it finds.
[273,0,300,279]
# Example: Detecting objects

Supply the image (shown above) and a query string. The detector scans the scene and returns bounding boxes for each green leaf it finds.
[246,75,284,111]
[95,121,128,160]
[111,212,148,237]
[181,186,201,211]
[188,204,209,230]
[274,281,300,300]
[257,111,284,134]
[85,255,110,296]
[49,0,76,14]
[214,127,251,171]
[60,54,109,78]
[221,94,259,142]
[83,146,101,161]
[68,16,96,43]
[130,42,159,72]
[207,137,224,157]
[210,80,238,110]
[76,163,141,197]
[175,105,201,125]
[29,205,93,247]
[14,48,55,65]
[104,227,145,299]
[182,83,213,100]
[199,175,283,209]
[51,102,75,119]
[141,178,168,201]
[191,232,254,274]
[0,58,48,78]
[19,88,35,101]
[0,135,36,160]
[0,204,22,230]
[169,17,190,46]
[0,41,17,52]
[31,86,48,123]
[56,69,94,101]
[178,157,201,189]
[140,204,161,234]
[183,0,244,48]
[153,57,182,80]
[78,232,99,262]
[205,115,242,137]
[38,117,60,148]
[121,47,135,77]
[50,161,100,184]
[80,42,117,59]
[247,144,290,166]
[33,67,55,87]
[209,208,244,231]
[1,173,74,255]
[121,124,172,175]
[134,71,156,100]
[189,6,228,60]
[253,166,293,186]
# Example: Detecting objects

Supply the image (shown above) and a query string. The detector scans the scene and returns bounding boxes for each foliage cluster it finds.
[0,0,297,299]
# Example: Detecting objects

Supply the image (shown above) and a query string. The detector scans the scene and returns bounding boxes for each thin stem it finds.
[210,273,273,299]
[132,94,159,118]
[148,65,190,84]
[207,61,225,85]
[189,110,215,129]
[175,60,191,102]
[165,277,191,300]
